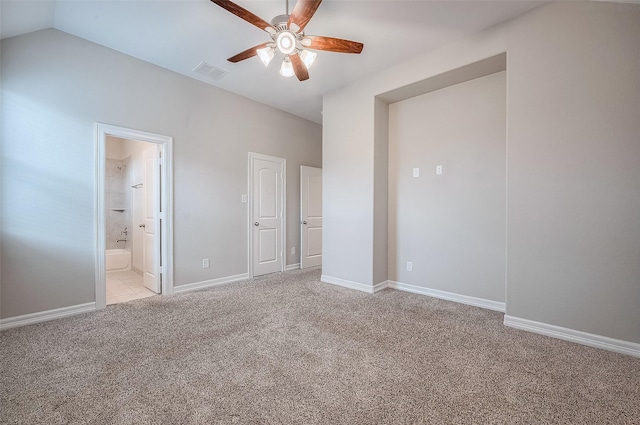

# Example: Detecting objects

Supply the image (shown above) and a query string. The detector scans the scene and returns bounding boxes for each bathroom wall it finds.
[122,138,155,273]
[105,137,131,250]
[106,135,154,269]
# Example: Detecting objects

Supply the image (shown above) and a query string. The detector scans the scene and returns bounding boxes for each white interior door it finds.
[142,146,161,293]
[251,154,284,277]
[300,166,322,269]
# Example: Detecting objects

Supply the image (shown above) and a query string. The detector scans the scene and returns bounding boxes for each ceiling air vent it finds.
[193,61,228,81]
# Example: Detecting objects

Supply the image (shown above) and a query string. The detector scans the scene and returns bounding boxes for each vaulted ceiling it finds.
[1,0,544,123]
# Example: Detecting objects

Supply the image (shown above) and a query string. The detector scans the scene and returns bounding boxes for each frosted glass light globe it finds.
[276,31,296,55]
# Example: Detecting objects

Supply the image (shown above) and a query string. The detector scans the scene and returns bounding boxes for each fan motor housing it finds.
[270,14,291,32]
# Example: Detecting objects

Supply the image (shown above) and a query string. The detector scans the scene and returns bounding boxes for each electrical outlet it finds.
[202,258,210,269]
[406,261,413,272]
[291,247,296,255]
[436,165,443,175]
[413,168,420,178]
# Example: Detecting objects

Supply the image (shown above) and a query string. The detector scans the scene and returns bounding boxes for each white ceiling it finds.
[1,0,544,123]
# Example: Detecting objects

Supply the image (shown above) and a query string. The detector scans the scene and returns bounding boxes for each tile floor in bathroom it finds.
[106,270,158,305]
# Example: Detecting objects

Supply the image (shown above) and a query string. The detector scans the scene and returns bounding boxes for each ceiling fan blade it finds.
[288,0,322,33]
[228,42,271,63]
[290,54,309,81]
[303,36,364,54]
[210,0,275,32]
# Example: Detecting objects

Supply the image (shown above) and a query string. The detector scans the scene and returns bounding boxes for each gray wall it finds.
[372,98,389,286]
[322,85,374,286]
[505,3,640,340]
[388,71,506,302]
[1,29,322,319]
[323,2,640,344]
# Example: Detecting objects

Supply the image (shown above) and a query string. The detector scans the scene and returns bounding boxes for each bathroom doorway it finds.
[95,124,174,310]
[105,137,157,304]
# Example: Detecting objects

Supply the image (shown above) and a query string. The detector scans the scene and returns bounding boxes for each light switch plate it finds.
[291,247,295,255]
[413,168,420,177]
[241,194,248,203]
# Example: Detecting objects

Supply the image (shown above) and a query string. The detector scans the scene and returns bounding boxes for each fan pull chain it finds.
[286,0,289,15]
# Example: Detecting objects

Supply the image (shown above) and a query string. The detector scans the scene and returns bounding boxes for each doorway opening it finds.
[95,124,174,310]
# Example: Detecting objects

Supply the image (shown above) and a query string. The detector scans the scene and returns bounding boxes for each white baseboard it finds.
[504,315,640,358]
[173,273,249,294]
[321,275,378,294]
[0,302,96,330]
[286,263,301,271]
[388,280,505,312]
[373,280,389,293]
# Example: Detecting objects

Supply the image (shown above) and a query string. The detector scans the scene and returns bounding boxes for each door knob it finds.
[254,222,259,226]
[302,221,307,224]
[139,224,145,228]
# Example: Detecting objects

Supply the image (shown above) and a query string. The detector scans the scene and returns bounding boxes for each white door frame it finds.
[248,152,286,278]
[95,123,174,310]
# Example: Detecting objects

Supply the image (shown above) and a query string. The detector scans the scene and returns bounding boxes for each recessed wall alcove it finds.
[373,53,507,309]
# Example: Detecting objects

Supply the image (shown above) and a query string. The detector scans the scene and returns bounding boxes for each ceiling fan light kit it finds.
[279,56,295,77]
[300,50,317,69]
[210,0,364,81]
[257,45,275,66]
[276,31,296,55]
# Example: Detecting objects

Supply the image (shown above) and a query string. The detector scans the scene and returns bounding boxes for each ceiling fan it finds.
[210,0,364,81]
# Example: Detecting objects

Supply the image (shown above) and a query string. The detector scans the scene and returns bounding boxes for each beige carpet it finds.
[1,268,639,424]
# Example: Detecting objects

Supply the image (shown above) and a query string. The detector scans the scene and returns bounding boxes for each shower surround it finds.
[106,157,131,250]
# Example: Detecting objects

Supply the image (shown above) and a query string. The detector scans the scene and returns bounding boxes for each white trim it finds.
[373,280,389,293]
[0,303,96,330]
[321,275,377,294]
[504,315,640,358]
[504,62,509,311]
[173,273,249,294]
[248,152,286,278]
[388,281,506,312]
[95,123,174,312]
[95,126,107,310]
[286,263,301,271]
